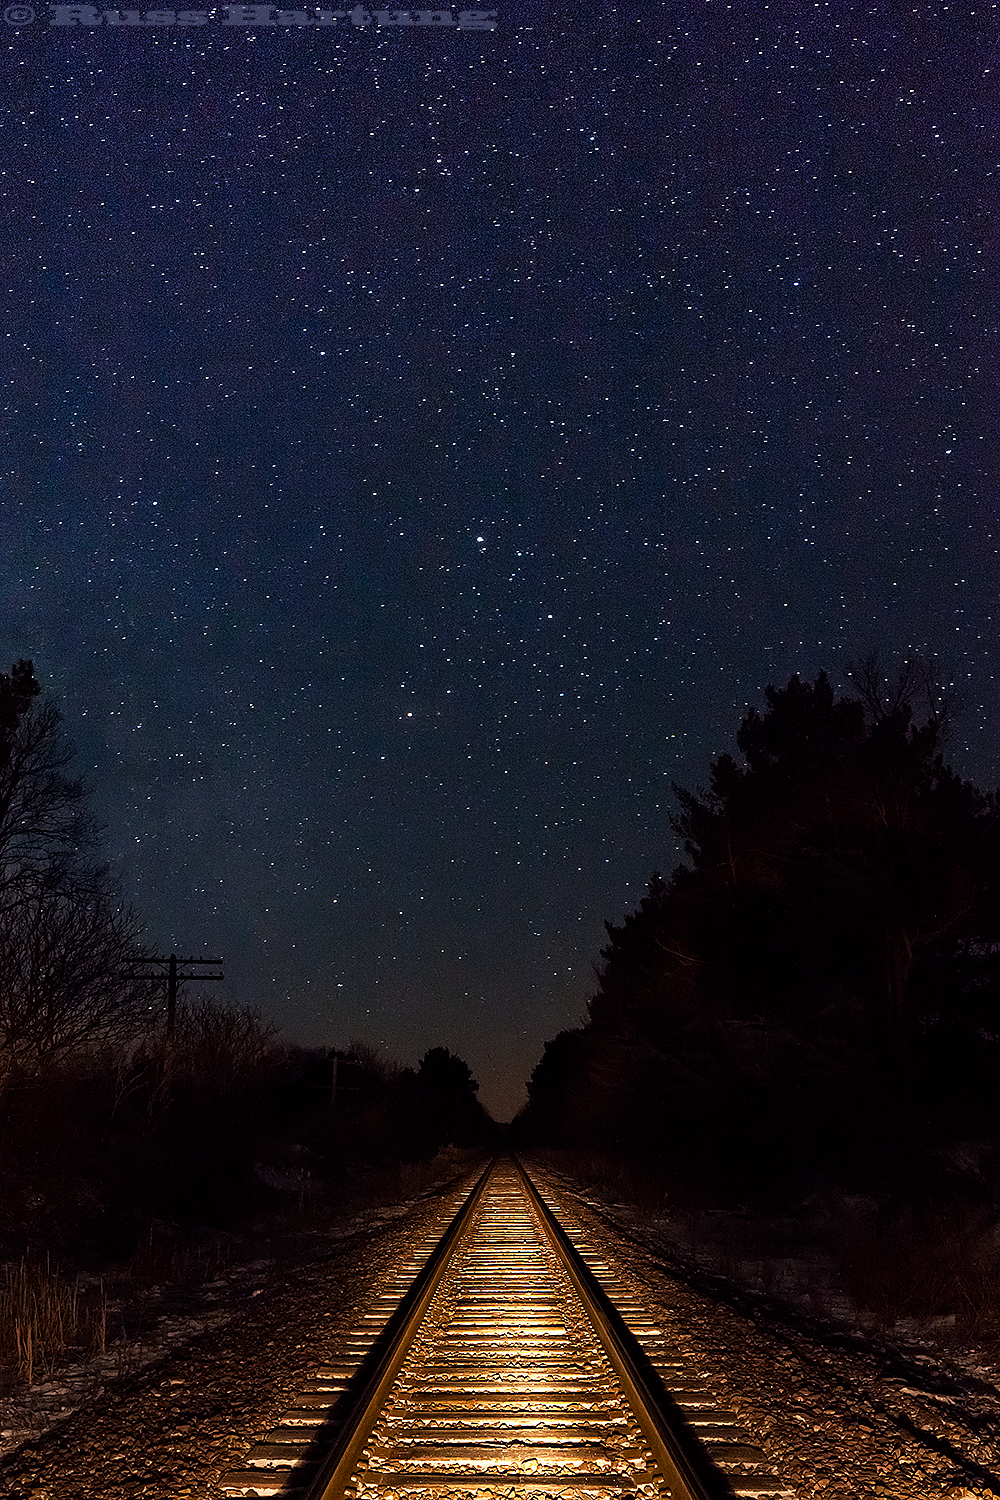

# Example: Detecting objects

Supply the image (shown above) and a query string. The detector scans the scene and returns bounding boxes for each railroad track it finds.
[221,1158,790,1500]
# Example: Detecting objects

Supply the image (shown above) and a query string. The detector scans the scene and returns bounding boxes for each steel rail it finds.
[300,1155,721,1500]
[300,1157,496,1500]
[511,1156,718,1500]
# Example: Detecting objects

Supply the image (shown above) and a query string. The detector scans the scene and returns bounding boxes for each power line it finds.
[128,953,224,1036]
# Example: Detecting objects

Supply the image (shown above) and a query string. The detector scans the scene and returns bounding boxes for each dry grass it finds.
[0,1260,107,1386]
[528,1148,672,1223]
[837,1211,1000,1332]
[123,1225,229,1288]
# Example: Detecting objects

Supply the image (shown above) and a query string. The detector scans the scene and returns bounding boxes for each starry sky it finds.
[3,1,999,1119]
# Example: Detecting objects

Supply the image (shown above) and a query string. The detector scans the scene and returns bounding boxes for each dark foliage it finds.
[0,1019,497,1263]
[0,664,496,1266]
[0,995,295,1255]
[271,1042,497,1181]
[515,669,1000,1210]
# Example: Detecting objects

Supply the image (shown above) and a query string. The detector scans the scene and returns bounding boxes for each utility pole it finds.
[125,954,224,1116]
[130,954,225,1037]
[324,1050,359,1107]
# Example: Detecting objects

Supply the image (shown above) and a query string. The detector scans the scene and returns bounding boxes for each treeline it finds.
[0,1024,495,1261]
[515,666,1000,1209]
[272,1041,496,1186]
[0,662,494,1264]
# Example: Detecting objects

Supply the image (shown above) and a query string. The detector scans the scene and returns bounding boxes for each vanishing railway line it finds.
[221,1158,789,1500]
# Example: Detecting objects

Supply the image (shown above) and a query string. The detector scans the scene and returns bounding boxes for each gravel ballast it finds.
[2,1158,999,1500]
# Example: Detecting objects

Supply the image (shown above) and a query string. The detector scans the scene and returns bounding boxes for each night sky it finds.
[3,2,999,1118]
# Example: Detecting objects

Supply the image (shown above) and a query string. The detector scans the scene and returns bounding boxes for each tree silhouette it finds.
[518,668,1000,1199]
[669,672,997,1051]
[0,662,154,1072]
[0,661,96,914]
[413,1046,491,1149]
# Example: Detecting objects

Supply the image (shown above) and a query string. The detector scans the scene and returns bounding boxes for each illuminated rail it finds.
[220,1158,789,1500]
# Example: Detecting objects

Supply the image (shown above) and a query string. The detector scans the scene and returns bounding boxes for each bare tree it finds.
[0,662,98,916]
[170,998,279,1092]
[0,661,156,1073]
[845,652,959,735]
[0,883,156,1070]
